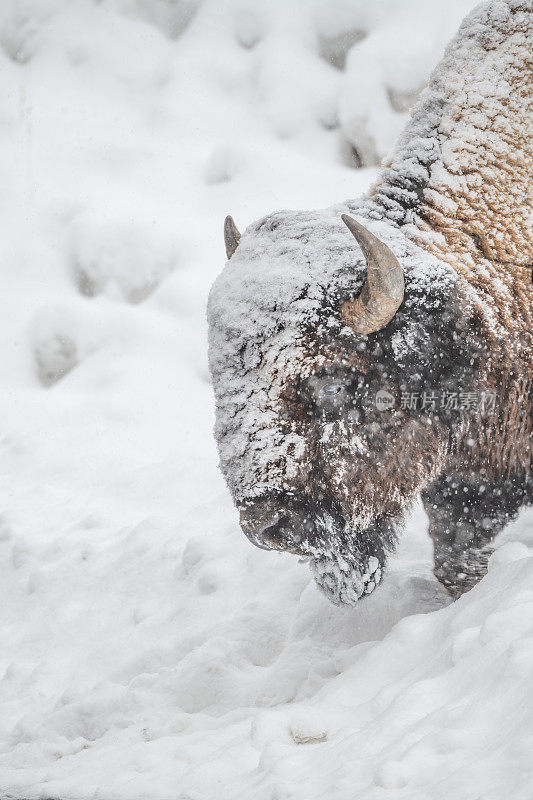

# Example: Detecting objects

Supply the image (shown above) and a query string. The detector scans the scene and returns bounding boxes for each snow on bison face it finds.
[208,207,477,605]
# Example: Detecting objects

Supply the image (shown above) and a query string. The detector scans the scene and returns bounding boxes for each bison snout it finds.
[239,497,315,555]
[243,513,292,551]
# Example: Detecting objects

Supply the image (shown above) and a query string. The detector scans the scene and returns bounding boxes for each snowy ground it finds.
[2,1,533,798]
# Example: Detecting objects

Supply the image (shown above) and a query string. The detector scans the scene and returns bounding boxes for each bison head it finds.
[208,206,483,604]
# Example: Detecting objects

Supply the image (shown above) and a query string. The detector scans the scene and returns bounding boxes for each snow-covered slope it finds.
[1,1,532,798]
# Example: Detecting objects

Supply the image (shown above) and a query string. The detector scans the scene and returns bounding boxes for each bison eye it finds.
[306,375,352,416]
[323,382,343,395]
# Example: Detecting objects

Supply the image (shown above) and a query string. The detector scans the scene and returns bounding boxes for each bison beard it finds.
[240,491,396,605]
[207,0,532,605]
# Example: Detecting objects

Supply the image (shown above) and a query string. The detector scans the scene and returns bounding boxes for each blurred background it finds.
[4,2,533,799]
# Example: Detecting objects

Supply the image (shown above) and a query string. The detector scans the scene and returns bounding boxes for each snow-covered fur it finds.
[370,0,532,476]
[208,0,532,604]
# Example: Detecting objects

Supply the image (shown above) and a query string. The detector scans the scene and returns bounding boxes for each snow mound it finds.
[69,213,179,303]
[31,304,99,386]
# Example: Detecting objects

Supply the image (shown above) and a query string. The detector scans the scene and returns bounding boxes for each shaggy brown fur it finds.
[373,0,532,480]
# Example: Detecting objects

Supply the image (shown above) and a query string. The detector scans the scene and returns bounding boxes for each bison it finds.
[207,0,532,604]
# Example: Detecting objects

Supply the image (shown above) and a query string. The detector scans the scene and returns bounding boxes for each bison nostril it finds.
[243,513,295,551]
[240,498,319,555]
[258,515,291,546]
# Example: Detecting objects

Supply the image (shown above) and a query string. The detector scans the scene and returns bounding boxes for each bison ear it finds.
[224,215,241,259]
[340,214,404,334]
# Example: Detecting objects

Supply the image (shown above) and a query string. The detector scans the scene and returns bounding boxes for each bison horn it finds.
[224,215,241,259]
[340,214,404,334]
